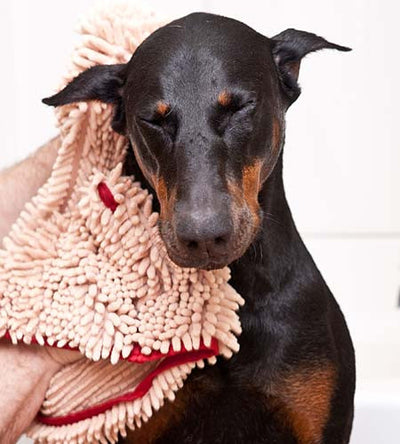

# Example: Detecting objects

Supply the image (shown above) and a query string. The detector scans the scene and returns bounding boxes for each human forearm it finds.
[0,137,59,240]
[0,137,83,442]
[0,340,62,444]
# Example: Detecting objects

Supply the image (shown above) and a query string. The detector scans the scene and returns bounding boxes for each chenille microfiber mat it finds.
[0,3,244,443]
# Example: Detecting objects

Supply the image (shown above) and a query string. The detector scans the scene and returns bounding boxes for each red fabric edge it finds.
[37,338,218,426]
[2,332,219,426]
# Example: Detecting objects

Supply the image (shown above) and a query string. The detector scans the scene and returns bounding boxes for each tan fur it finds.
[156,101,170,117]
[242,162,262,226]
[275,364,336,444]
[217,90,232,107]
[156,177,176,221]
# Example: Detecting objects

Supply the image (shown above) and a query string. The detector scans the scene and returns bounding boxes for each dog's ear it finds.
[271,29,351,103]
[42,64,127,134]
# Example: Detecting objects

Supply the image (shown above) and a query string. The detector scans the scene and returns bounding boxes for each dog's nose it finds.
[175,208,233,260]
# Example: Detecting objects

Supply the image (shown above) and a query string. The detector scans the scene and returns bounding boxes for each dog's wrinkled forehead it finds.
[125,13,277,107]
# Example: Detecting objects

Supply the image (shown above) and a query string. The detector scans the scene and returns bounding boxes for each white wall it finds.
[2,1,399,443]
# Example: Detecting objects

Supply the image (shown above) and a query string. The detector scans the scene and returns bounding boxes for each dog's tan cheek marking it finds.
[217,90,232,107]
[242,162,262,227]
[156,101,170,117]
[156,177,176,221]
[275,364,336,444]
[156,177,168,219]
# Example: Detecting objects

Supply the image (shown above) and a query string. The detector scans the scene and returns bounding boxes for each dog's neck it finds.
[229,153,316,309]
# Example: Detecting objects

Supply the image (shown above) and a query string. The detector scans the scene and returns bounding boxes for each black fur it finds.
[43,12,355,443]
[43,64,127,133]
[272,29,351,102]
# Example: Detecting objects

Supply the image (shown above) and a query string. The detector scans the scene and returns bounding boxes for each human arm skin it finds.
[0,140,81,443]
[0,137,59,240]
[0,340,62,443]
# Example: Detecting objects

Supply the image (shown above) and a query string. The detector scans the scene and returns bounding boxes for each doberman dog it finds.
[43,12,355,444]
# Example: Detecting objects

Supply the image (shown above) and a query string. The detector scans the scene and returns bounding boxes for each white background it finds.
[1,1,399,443]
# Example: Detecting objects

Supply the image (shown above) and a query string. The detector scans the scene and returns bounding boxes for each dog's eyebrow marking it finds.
[156,101,170,117]
[217,90,232,107]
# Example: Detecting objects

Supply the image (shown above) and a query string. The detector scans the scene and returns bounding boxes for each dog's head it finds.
[44,13,349,270]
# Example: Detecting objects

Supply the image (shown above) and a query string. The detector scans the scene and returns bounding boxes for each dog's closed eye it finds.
[212,94,256,137]
[137,110,177,141]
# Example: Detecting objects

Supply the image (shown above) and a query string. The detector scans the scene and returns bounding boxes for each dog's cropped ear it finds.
[42,64,127,134]
[271,29,351,103]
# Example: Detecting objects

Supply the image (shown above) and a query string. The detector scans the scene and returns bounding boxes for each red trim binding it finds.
[37,339,218,426]
[97,182,118,212]
[2,332,219,426]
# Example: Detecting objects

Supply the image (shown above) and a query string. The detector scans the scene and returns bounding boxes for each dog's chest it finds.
[122,360,280,443]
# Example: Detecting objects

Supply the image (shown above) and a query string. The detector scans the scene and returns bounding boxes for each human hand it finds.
[0,338,83,442]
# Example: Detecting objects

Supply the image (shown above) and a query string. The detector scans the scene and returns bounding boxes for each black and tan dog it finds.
[44,12,355,444]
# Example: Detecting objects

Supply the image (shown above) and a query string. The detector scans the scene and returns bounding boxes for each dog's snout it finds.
[175,204,233,265]
[177,212,232,248]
